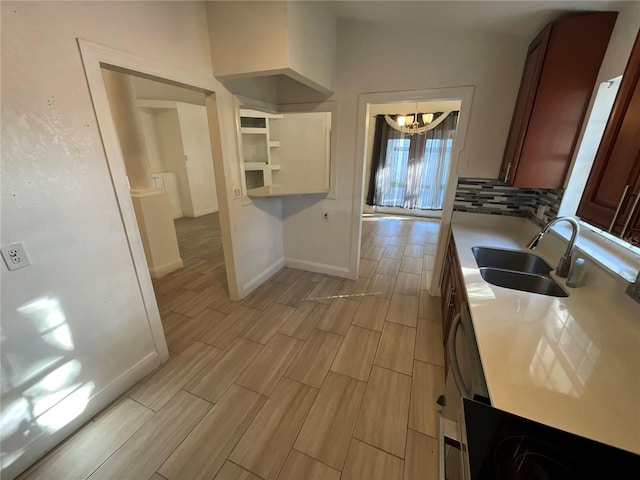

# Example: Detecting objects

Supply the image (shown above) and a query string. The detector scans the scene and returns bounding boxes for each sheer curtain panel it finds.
[367,112,458,210]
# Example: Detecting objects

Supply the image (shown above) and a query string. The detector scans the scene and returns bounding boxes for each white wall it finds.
[177,102,219,216]
[287,1,337,93]
[139,109,165,173]
[207,1,290,78]
[1,1,284,478]
[282,20,529,277]
[155,108,194,217]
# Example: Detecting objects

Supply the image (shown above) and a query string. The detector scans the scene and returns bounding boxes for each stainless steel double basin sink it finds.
[472,246,568,297]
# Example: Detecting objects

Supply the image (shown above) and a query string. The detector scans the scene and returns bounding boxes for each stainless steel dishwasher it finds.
[439,302,490,480]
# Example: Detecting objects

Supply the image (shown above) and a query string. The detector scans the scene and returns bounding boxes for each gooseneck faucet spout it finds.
[527,217,580,277]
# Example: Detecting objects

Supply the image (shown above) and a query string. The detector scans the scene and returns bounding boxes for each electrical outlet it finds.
[322,211,329,222]
[233,186,242,199]
[536,205,547,220]
[1,243,31,271]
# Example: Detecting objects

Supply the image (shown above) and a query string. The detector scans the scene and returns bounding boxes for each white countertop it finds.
[451,213,640,455]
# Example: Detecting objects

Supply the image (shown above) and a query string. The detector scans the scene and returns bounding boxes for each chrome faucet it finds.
[527,216,580,277]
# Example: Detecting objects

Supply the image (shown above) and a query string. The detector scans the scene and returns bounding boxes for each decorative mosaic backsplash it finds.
[454,178,564,227]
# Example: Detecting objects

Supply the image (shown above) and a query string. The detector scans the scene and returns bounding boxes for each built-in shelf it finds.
[246,184,330,197]
[238,108,331,198]
[244,162,281,171]
[241,127,268,135]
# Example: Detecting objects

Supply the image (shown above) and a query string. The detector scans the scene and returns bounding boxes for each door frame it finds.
[78,39,239,361]
[351,86,474,294]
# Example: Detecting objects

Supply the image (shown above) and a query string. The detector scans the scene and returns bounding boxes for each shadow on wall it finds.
[1,297,94,472]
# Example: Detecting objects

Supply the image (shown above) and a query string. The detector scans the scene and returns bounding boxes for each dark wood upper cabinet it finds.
[578,30,640,244]
[500,12,618,188]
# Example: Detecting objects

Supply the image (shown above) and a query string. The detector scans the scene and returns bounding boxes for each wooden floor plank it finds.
[294,372,366,470]
[185,338,263,403]
[229,378,318,480]
[18,397,154,480]
[158,385,265,480]
[236,334,304,395]
[341,439,404,480]
[241,303,295,344]
[277,450,340,480]
[198,306,256,349]
[128,341,221,411]
[285,329,343,388]
[408,360,444,437]
[278,301,327,341]
[165,308,226,354]
[366,274,396,299]
[353,366,412,458]
[386,292,419,328]
[213,462,261,480]
[89,391,211,480]
[374,322,416,375]
[415,318,444,366]
[394,272,421,296]
[330,326,381,382]
[403,429,438,480]
[315,298,358,336]
[352,295,390,332]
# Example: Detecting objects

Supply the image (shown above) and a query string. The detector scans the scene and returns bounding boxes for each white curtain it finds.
[370,112,458,210]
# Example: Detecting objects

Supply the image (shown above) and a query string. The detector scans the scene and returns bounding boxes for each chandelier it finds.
[396,103,434,136]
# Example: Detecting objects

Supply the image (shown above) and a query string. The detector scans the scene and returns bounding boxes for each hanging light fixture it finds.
[397,103,433,136]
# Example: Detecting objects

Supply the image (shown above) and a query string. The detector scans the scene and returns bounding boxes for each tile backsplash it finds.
[454,178,564,227]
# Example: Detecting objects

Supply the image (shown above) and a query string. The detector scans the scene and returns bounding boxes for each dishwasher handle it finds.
[448,311,472,399]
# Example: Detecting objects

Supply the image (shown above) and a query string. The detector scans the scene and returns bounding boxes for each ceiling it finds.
[326,0,625,37]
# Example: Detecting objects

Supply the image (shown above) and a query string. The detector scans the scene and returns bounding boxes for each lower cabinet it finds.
[440,232,465,376]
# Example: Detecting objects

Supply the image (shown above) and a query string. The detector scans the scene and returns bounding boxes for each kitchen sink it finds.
[478,268,568,297]
[472,246,568,297]
[472,246,553,275]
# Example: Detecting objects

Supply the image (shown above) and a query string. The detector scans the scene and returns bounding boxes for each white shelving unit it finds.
[239,109,282,192]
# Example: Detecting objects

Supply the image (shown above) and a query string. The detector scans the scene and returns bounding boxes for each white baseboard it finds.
[284,257,352,279]
[371,206,442,219]
[6,352,160,480]
[149,258,184,278]
[240,257,285,298]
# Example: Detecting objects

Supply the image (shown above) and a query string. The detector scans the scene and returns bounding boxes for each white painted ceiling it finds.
[326,0,626,37]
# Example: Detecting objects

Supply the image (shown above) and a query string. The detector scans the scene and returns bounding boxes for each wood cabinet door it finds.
[441,239,455,342]
[501,12,617,188]
[578,31,640,236]
[499,25,551,184]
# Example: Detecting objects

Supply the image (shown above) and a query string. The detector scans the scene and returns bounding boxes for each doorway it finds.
[79,40,238,362]
[100,70,233,354]
[352,87,474,296]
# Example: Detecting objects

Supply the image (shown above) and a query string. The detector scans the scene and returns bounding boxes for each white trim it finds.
[6,351,159,480]
[371,206,442,219]
[148,258,184,279]
[284,257,352,279]
[77,39,237,362]
[240,257,285,297]
[351,87,475,295]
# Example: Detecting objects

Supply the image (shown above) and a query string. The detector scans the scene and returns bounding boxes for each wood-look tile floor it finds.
[18,213,445,480]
